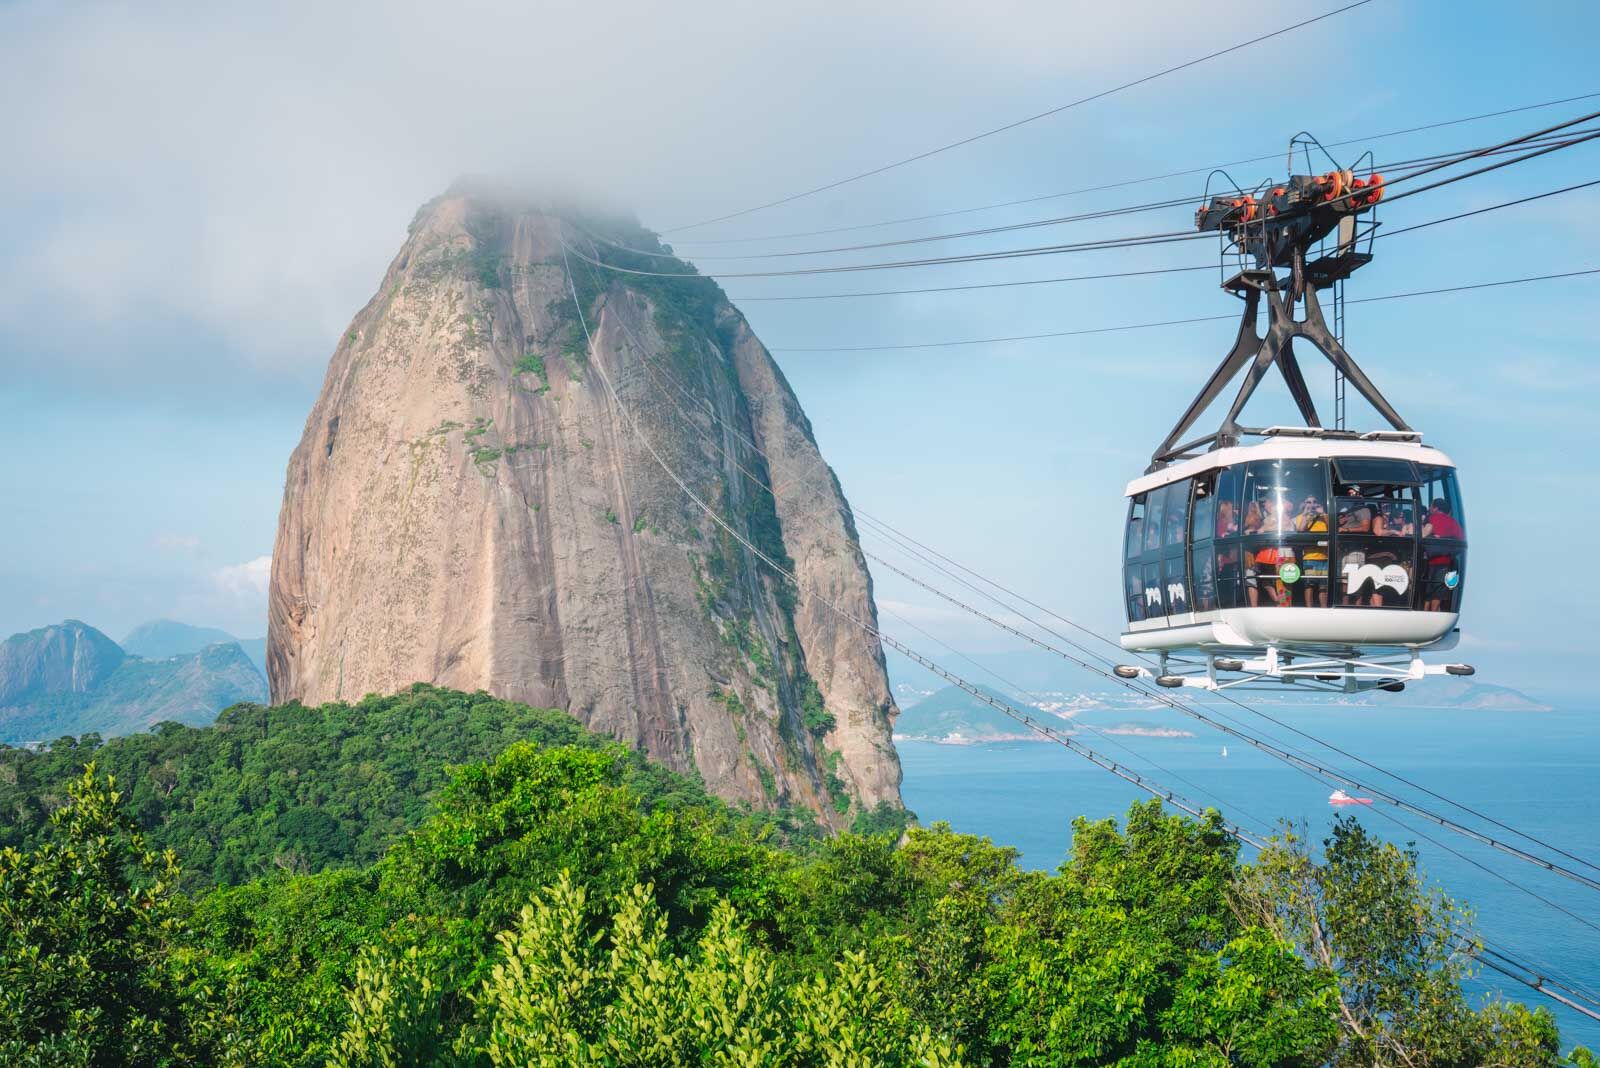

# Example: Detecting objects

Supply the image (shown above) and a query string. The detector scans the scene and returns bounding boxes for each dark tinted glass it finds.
[1418,465,1466,539]
[1161,479,1191,548]
[1215,465,1242,538]
[1192,548,1218,612]
[1126,495,1146,561]
[1419,546,1466,612]
[1190,471,1217,544]
[1216,545,1243,608]
[1333,457,1419,485]
[1144,487,1165,553]
[1243,458,1327,535]
[1163,554,1190,615]
[1142,561,1164,616]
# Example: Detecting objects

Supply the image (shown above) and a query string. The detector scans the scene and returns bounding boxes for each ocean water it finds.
[898,705,1600,1050]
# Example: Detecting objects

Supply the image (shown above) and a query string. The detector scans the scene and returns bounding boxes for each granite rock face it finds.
[0,620,124,706]
[268,190,901,824]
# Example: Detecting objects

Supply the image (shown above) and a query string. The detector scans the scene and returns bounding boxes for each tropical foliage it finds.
[0,687,1589,1065]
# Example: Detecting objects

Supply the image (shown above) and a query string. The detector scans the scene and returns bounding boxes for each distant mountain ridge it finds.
[122,619,237,659]
[122,619,268,679]
[0,620,266,745]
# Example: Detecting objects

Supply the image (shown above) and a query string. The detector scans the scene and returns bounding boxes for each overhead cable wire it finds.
[725,172,1600,302]
[1317,109,1600,211]
[594,129,1597,265]
[564,227,1211,280]
[667,90,1600,246]
[727,263,1216,302]
[661,0,1376,233]
[1377,176,1600,239]
[593,195,1197,262]
[1479,948,1600,1021]
[767,266,1600,351]
[572,131,1600,284]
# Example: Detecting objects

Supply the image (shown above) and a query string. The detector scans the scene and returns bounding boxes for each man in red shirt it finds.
[1423,499,1463,540]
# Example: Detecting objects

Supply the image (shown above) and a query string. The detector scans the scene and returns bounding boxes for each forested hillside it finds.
[1,686,1589,1065]
[0,685,791,888]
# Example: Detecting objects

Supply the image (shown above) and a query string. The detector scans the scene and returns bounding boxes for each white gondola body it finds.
[1121,435,1466,658]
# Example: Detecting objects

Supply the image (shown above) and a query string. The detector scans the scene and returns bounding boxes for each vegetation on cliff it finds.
[1,687,1588,1065]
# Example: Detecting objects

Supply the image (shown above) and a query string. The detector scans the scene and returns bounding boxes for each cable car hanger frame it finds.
[1150,149,1404,471]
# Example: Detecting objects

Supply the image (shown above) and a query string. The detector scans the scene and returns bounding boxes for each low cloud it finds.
[0,0,1321,402]
[213,555,272,600]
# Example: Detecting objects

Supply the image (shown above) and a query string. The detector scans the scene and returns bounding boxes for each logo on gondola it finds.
[1343,562,1410,596]
[1279,563,1302,584]
[1445,570,1461,589]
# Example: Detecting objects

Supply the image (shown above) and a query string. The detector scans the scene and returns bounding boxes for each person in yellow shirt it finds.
[1293,495,1330,607]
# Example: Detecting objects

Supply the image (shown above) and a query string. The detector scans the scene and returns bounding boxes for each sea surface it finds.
[898,704,1600,1051]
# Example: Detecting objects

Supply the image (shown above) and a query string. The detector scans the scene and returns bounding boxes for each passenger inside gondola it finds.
[1216,499,1238,537]
[1423,498,1462,539]
[1294,495,1330,606]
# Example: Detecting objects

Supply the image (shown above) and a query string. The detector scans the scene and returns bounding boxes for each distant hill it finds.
[0,620,125,705]
[0,620,267,745]
[1359,677,1552,712]
[894,684,1045,743]
[123,618,269,679]
[122,619,238,658]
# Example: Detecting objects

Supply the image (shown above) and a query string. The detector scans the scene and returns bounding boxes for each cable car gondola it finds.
[1116,149,1473,693]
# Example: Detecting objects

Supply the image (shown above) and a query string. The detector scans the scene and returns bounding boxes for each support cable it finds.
[572,135,1600,285]
[668,90,1600,247]
[768,265,1600,352]
[594,128,1597,265]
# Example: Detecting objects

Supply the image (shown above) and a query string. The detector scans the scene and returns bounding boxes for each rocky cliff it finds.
[268,187,901,824]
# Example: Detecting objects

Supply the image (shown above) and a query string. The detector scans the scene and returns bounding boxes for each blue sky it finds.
[2,0,1596,693]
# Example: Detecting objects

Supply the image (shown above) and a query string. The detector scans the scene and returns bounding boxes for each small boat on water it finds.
[1329,789,1374,807]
